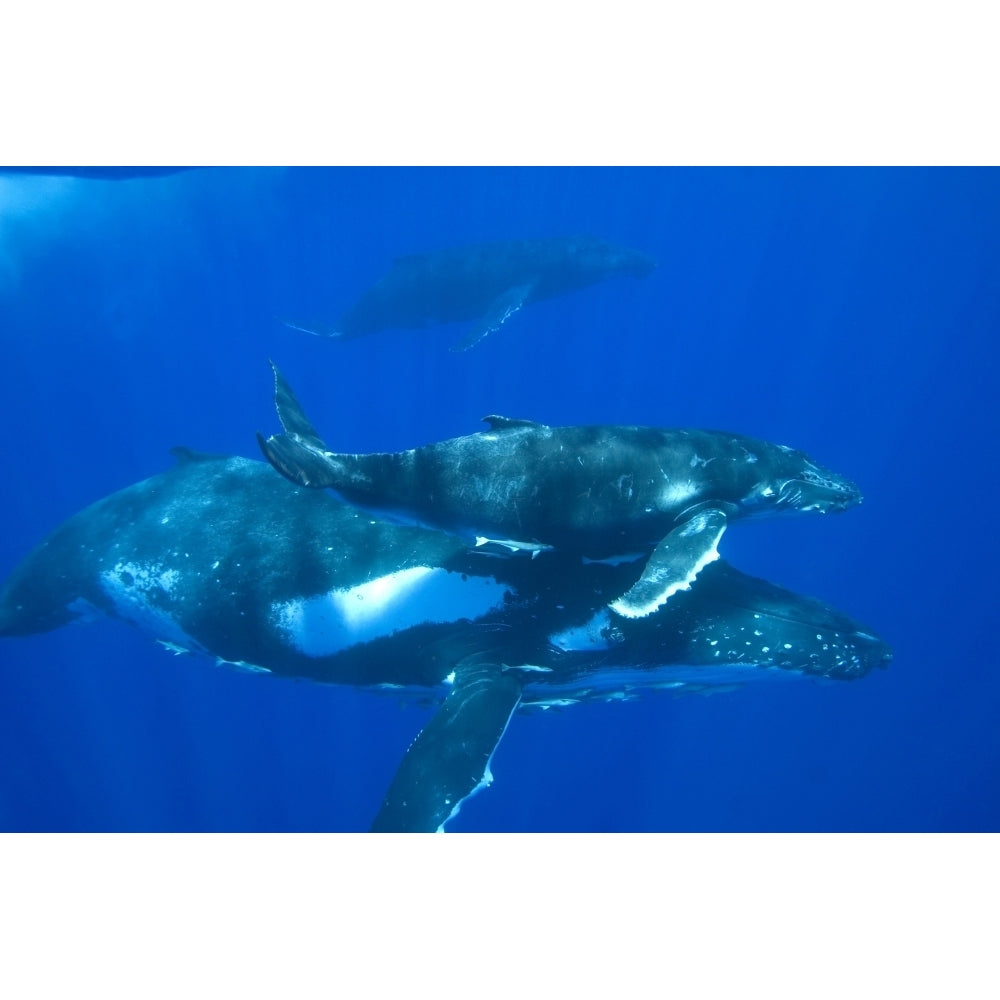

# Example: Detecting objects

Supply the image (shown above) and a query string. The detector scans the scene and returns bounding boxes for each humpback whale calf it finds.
[258,363,862,620]
[285,235,656,351]
[0,450,890,832]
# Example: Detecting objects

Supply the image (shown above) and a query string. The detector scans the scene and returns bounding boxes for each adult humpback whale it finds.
[0,450,890,832]
[258,362,862,620]
[285,235,656,351]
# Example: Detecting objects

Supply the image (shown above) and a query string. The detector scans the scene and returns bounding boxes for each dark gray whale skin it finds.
[259,362,862,620]
[0,451,890,831]
[296,235,656,350]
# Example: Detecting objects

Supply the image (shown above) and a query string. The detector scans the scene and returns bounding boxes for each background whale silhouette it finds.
[0,450,890,831]
[287,235,656,350]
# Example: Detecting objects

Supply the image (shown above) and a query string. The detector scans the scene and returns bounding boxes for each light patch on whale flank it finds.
[106,561,181,594]
[659,479,699,507]
[272,565,511,657]
[551,609,616,652]
[99,561,200,650]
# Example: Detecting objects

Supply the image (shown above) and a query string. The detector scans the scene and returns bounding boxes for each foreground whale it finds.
[0,450,890,831]
[258,363,862,619]
[285,235,656,351]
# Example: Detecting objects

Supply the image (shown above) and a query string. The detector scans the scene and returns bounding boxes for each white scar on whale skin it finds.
[659,480,700,507]
[272,565,511,657]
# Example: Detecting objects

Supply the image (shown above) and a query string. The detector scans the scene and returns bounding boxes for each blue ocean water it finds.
[0,166,997,832]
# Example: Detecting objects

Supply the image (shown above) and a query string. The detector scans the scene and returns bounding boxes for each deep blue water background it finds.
[0,167,997,832]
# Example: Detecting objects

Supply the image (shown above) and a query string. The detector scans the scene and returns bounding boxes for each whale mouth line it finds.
[777,478,861,513]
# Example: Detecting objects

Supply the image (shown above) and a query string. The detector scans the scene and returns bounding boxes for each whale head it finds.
[743,443,862,516]
[568,236,656,279]
[774,458,862,514]
[605,244,657,278]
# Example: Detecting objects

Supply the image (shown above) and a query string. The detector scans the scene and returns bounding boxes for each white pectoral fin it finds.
[609,509,728,619]
[451,282,535,351]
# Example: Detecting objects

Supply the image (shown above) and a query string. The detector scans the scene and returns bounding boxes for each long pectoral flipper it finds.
[450,283,535,352]
[609,508,728,619]
[370,662,523,832]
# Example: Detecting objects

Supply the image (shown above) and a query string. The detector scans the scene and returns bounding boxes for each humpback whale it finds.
[258,363,862,620]
[285,235,656,351]
[0,450,890,831]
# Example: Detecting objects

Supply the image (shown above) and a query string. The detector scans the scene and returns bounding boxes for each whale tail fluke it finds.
[257,360,341,490]
[268,360,325,444]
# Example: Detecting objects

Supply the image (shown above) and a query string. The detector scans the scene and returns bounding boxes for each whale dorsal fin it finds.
[481,415,547,431]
